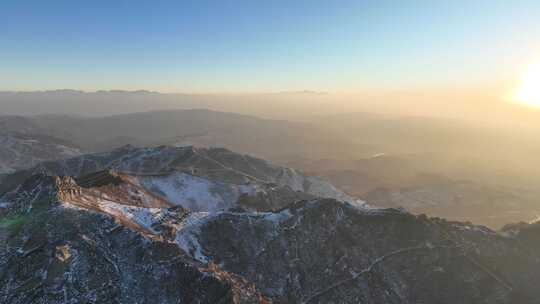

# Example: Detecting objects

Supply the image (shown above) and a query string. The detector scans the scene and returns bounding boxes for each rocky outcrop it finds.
[0,174,266,304]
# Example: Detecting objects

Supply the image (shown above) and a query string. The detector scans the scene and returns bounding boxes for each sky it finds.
[1,0,540,94]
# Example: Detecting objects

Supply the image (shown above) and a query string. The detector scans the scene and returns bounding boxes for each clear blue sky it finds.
[1,0,539,92]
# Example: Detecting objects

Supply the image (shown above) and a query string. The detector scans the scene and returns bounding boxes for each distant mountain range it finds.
[0,90,337,120]
[0,109,360,162]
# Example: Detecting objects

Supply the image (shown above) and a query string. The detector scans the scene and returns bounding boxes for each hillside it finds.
[2,165,539,303]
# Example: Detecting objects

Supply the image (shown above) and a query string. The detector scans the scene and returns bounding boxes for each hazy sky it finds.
[1,1,540,93]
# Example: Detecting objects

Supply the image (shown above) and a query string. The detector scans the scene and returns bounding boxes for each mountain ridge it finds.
[0,145,364,212]
[2,166,539,303]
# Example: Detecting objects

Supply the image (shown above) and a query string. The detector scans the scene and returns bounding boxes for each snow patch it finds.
[134,172,258,212]
[304,176,367,208]
[274,168,367,208]
[68,195,168,233]
[261,208,292,224]
[175,212,212,263]
[0,199,10,209]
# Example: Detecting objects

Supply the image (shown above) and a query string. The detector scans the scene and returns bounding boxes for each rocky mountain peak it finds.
[2,146,540,303]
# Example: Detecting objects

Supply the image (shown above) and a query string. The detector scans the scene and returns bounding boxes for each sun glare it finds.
[514,62,540,108]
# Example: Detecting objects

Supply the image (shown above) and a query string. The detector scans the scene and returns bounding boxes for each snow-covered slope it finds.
[131,172,257,212]
[1,145,365,212]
